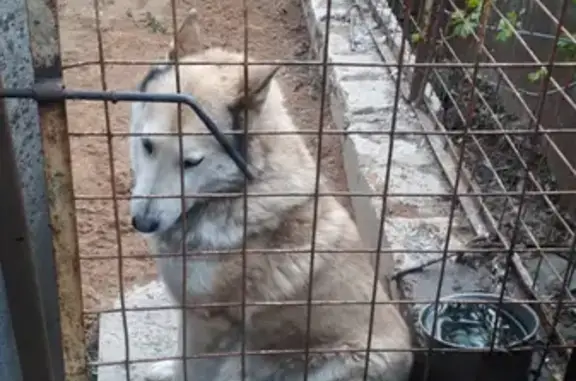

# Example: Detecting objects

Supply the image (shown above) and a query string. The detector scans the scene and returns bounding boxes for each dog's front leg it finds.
[144,311,186,381]
[181,312,225,381]
[146,311,216,381]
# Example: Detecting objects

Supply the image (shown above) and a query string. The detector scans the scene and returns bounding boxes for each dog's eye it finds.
[182,157,204,169]
[142,139,154,155]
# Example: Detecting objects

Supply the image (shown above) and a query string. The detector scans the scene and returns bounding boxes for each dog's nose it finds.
[131,216,159,233]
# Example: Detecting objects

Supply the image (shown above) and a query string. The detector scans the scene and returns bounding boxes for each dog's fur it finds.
[129,9,413,381]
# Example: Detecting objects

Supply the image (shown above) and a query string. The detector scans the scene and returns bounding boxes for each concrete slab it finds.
[97,280,178,381]
[301,0,477,279]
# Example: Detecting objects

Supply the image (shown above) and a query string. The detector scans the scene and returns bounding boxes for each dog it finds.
[129,8,413,381]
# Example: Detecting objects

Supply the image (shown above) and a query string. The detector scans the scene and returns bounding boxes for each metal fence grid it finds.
[2,0,576,380]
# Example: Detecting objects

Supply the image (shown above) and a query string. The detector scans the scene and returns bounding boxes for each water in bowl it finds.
[429,302,527,349]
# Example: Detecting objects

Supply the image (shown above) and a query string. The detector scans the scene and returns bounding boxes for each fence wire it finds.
[3,0,576,380]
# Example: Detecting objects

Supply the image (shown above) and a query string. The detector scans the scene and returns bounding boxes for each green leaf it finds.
[411,32,423,44]
[557,36,571,49]
[527,67,548,83]
[470,8,481,22]
[495,11,518,42]
[466,0,480,10]
[451,8,466,22]
[449,6,483,39]
[506,11,518,27]
[557,34,576,59]
[496,19,511,42]
[459,19,477,37]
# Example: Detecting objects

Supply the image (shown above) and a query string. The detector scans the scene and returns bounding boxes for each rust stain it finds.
[24,0,88,372]
[39,105,88,381]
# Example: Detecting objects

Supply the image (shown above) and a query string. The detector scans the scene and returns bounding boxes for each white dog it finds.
[129,8,413,381]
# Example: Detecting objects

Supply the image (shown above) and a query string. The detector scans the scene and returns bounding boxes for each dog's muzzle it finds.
[132,215,160,233]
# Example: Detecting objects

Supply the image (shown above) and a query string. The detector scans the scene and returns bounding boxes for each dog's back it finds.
[226,196,413,381]
[130,9,413,381]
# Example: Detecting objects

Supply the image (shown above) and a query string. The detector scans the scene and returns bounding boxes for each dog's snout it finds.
[132,215,160,233]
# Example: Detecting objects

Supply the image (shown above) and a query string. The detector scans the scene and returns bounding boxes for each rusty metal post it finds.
[23,0,89,381]
[408,0,449,104]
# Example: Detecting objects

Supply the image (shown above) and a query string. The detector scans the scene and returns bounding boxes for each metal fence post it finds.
[22,0,89,380]
[408,0,449,104]
[0,78,56,381]
[1,0,68,379]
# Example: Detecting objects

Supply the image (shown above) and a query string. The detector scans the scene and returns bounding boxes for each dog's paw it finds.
[145,360,176,381]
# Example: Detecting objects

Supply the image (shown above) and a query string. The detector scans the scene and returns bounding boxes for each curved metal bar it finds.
[0,81,254,180]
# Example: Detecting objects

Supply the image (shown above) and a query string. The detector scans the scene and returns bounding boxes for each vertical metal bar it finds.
[303,0,333,378]
[24,0,88,380]
[422,1,493,380]
[532,237,576,380]
[90,0,131,379]
[408,0,448,103]
[241,1,250,380]
[0,79,54,381]
[166,3,192,381]
[363,0,414,380]
[168,1,187,380]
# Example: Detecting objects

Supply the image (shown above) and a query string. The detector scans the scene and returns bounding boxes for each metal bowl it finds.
[415,292,540,381]
[418,292,540,349]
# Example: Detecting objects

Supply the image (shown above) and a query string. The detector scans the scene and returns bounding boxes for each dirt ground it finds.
[57,0,350,332]
[434,65,576,344]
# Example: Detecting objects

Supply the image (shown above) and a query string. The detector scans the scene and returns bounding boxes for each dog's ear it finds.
[235,65,281,109]
[167,8,202,61]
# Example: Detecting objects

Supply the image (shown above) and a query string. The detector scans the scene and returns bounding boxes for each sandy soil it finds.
[57,0,350,331]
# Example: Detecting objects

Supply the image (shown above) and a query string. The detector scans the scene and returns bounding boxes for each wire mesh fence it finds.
[2,0,576,380]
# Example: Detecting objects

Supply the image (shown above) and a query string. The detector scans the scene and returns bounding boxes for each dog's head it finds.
[129,8,280,235]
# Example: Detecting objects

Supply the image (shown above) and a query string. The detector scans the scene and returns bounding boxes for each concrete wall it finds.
[0,0,64,378]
